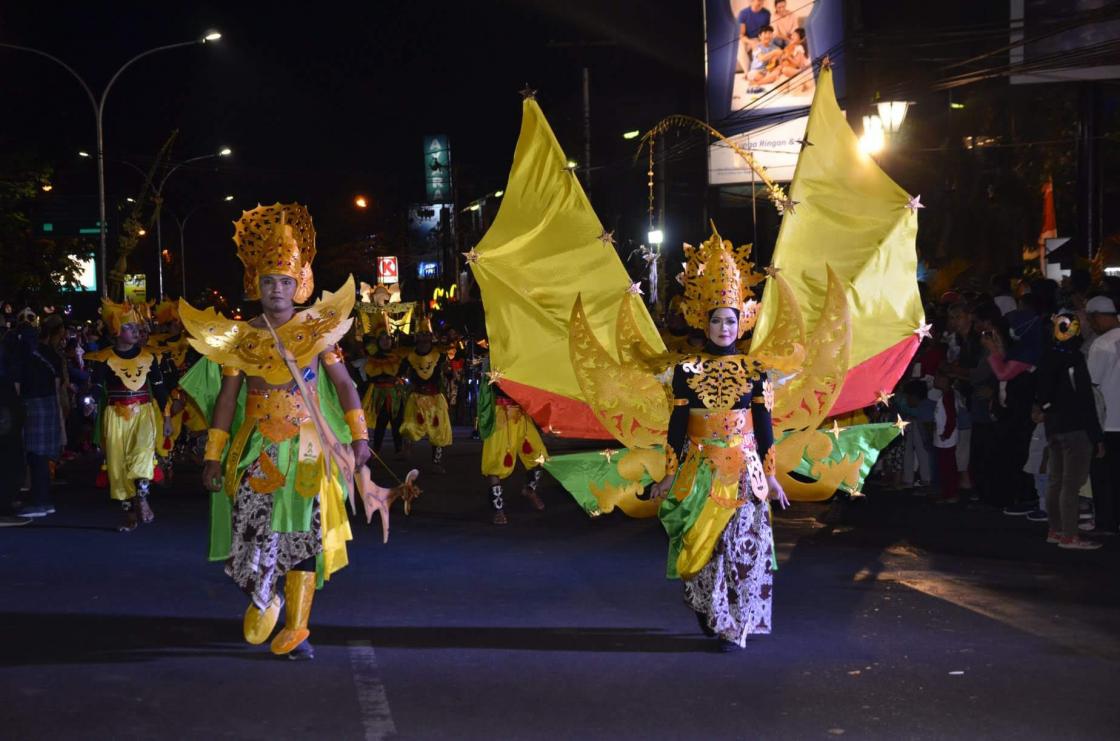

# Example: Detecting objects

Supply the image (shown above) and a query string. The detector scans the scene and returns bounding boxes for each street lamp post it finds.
[172,195,235,299]
[1,31,222,297]
[154,148,231,298]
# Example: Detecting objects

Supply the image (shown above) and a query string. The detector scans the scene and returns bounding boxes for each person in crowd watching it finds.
[1086,295,1119,535]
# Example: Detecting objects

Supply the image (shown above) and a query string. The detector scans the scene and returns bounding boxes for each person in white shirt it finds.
[1086,295,1120,534]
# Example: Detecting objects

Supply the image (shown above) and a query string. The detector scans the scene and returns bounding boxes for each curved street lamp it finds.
[1,31,222,296]
[170,194,236,299]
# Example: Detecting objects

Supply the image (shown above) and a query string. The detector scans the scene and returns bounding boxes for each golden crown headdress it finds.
[678,225,764,338]
[101,297,147,336]
[234,203,316,304]
[153,296,180,325]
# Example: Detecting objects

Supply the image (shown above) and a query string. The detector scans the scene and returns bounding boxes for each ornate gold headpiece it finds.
[153,296,179,325]
[101,297,147,336]
[234,203,316,303]
[678,224,764,338]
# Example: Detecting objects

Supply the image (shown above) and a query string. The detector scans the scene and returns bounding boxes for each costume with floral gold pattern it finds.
[177,203,362,658]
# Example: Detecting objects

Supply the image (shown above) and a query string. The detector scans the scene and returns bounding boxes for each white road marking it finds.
[348,639,398,740]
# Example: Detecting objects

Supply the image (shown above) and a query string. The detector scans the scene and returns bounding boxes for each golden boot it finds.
[270,571,316,655]
[242,595,282,645]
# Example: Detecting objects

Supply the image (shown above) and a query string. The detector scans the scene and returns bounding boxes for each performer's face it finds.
[377,334,392,351]
[118,323,140,346]
[259,274,297,312]
[707,308,738,347]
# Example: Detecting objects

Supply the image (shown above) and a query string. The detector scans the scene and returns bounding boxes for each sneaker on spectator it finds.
[1026,509,1048,522]
[1003,502,1034,516]
[1087,528,1117,537]
[1079,519,1095,532]
[0,516,32,527]
[14,504,47,518]
[1046,530,1061,544]
[1058,536,1102,550]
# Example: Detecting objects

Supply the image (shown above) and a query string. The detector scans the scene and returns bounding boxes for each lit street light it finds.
[2,31,222,296]
[354,195,369,209]
[647,229,664,245]
[622,130,641,140]
[77,151,90,158]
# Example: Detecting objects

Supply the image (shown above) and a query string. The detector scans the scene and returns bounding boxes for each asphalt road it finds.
[3,433,1118,740]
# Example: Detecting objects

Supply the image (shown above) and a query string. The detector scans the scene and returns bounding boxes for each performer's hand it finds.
[352,439,371,469]
[767,474,789,509]
[202,460,224,493]
[649,476,673,501]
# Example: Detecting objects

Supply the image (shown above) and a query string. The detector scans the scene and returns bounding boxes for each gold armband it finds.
[322,346,343,366]
[344,409,369,441]
[204,428,230,462]
[664,446,680,477]
[762,447,776,477]
[221,365,243,378]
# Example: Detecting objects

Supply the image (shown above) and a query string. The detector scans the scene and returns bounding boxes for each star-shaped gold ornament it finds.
[893,414,910,433]
[828,420,846,440]
[533,453,549,467]
[627,282,644,296]
[485,368,504,385]
[780,197,800,214]
[905,194,925,213]
[914,322,933,341]
[462,249,480,264]
[876,390,895,407]
[765,265,782,277]
[597,229,616,247]
[519,84,537,100]
[599,449,617,463]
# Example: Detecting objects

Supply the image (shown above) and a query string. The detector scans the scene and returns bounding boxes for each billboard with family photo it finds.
[705,0,844,184]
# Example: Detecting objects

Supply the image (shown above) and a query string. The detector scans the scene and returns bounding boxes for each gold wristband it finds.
[345,409,369,441]
[762,447,777,477]
[664,446,680,477]
[204,428,230,462]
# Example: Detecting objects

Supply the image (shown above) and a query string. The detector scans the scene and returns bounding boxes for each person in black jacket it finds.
[1034,310,1104,550]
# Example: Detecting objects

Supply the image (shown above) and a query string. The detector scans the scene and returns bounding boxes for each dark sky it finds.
[1,0,703,297]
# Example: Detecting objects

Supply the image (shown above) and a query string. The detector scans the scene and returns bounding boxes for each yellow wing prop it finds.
[770,266,859,501]
[569,294,670,450]
[179,275,356,385]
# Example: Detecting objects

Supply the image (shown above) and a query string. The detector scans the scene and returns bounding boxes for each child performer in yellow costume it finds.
[477,356,547,524]
[400,318,453,470]
[178,202,371,661]
[359,317,406,458]
[86,298,171,532]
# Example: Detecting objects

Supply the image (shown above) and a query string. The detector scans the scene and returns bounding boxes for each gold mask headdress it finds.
[234,203,317,304]
[101,297,147,336]
[678,225,764,338]
[153,296,179,325]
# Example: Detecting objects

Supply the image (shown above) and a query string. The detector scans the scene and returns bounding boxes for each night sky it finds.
[1,1,702,299]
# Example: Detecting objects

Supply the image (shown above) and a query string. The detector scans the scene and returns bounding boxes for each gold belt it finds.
[686,409,753,445]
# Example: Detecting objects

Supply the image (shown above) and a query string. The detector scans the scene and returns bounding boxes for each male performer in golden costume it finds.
[400,317,453,470]
[87,298,170,532]
[178,203,370,660]
[358,317,407,458]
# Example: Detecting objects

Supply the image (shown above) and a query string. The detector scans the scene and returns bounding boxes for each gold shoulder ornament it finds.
[178,275,356,385]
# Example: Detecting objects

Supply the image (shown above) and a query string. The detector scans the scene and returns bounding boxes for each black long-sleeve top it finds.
[90,345,170,410]
[1034,342,1102,444]
[665,350,774,465]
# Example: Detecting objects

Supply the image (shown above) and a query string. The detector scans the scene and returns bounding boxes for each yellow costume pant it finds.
[103,402,158,501]
[401,392,453,447]
[482,404,546,479]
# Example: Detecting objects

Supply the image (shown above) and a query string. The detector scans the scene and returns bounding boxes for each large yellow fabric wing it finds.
[179,275,356,385]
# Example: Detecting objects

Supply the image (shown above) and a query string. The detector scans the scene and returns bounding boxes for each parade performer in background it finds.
[86,298,170,532]
[178,203,371,660]
[149,298,205,476]
[359,316,407,459]
[477,356,547,525]
[400,316,453,471]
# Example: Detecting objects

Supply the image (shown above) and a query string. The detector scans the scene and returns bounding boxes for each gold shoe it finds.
[243,595,282,645]
[270,571,316,655]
